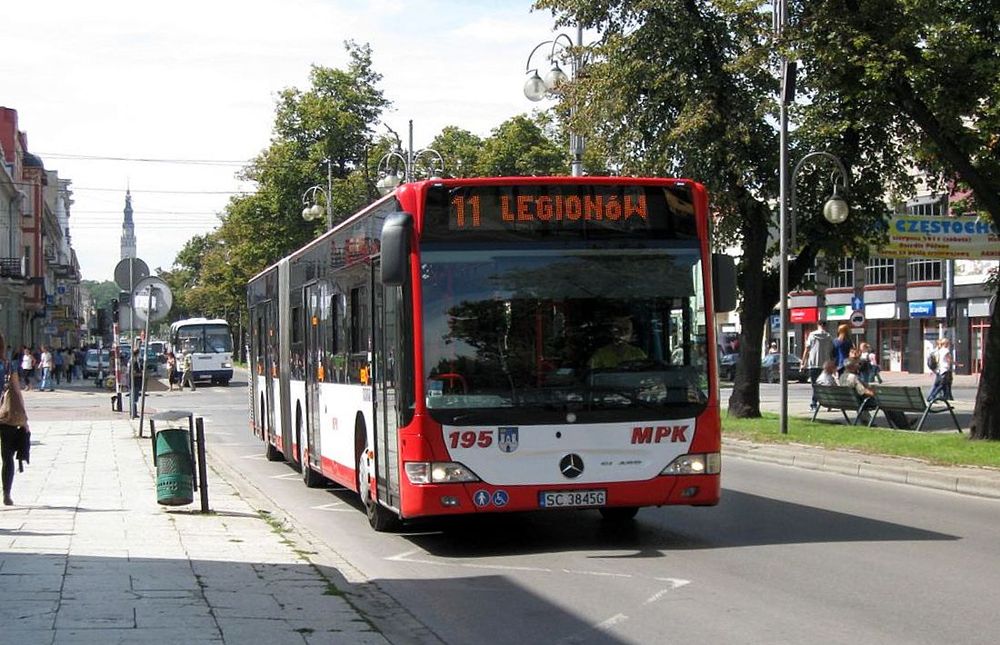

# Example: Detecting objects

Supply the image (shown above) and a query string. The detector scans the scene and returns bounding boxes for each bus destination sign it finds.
[451,190,648,229]
[423,183,697,241]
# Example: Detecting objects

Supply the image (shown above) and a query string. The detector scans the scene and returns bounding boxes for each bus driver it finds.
[589,316,647,370]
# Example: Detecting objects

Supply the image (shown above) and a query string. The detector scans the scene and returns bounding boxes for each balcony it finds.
[52,263,79,280]
[0,257,25,280]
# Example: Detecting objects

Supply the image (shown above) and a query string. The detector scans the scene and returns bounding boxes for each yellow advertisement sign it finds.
[881,215,999,259]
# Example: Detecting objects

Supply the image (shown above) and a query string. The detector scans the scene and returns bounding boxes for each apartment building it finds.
[778,193,995,376]
[0,106,82,350]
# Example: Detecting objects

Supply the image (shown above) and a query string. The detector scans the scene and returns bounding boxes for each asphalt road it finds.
[180,376,999,645]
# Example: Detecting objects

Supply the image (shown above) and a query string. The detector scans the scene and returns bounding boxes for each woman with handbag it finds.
[0,333,30,506]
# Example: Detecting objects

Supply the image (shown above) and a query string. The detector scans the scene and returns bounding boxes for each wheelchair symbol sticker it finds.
[492,490,509,507]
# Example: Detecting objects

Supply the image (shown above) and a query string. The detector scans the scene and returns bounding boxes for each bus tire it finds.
[265,440,283,462]
[599,506,639,522]
[299,417,323,488]
[356,433,400,532]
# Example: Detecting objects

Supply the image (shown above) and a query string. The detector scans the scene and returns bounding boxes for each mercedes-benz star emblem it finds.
[559,453,584,479]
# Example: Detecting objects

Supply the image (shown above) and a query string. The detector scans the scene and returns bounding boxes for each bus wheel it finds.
[357,446,400,532]
[265,440,283,462]
[300,436,323,488]
[599,507,639,522]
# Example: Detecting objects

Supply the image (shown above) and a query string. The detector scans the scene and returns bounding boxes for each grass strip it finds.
[723,413,1000,469]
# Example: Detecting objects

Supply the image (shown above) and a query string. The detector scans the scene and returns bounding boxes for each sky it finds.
[3,0,572,282]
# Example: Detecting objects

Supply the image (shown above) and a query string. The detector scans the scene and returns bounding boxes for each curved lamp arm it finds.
[789,151,851,248]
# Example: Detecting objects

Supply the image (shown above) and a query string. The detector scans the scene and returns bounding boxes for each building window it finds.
[829,257,854,289]
[908,258,942,282]
[906,199,945,217]
[865,257,895,286]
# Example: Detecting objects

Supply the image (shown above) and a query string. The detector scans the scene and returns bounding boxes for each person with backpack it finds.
[927,337,953,402]
[802,322,834,410]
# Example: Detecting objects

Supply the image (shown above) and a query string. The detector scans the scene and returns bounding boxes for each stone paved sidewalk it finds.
[0,417,388,644]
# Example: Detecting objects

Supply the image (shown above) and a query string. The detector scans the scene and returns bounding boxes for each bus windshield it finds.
[420,244,708,425]
[174,324,233,354]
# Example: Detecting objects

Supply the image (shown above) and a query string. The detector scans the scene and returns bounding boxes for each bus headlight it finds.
[222,361,233,368]
[404,462,480,484]
[660,453,721,476]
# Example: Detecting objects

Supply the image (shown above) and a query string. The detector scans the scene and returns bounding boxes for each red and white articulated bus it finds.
[247,176,736,531]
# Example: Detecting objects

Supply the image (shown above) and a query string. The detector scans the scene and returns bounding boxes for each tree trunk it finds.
[969,296,1000,440]
[727,194,772,418]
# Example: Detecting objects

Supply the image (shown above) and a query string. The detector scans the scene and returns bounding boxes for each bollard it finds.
[154,428,194,506]
[195,417,210,513]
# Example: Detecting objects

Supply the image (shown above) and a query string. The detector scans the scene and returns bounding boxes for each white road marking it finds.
[387,550,693,587]
[643,580,691,605]
[311,502,352,512]
[240,453,266,460]
[269,472,300,480]
[560,568,631,578]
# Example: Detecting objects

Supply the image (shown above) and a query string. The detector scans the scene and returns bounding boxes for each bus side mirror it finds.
[712,253,737,313]
[381,212,413,286]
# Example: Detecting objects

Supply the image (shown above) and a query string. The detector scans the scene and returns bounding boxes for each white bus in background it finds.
[169,317,234,385]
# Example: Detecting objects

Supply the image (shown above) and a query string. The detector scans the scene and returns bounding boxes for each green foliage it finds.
[536,0,999,421]
[428,126,483,178]
[166,41,390,326]
[475,114,568,176]
[81,280,120,309]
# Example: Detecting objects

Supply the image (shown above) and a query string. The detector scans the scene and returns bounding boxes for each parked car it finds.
[148,340,167,364]
[719,351,740,381]
[83,349,111,378]
[761,353,808,383]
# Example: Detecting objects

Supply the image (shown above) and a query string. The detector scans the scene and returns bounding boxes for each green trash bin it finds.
[155,428,194,506]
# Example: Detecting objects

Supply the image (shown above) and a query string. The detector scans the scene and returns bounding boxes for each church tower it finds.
[121,189,137,259]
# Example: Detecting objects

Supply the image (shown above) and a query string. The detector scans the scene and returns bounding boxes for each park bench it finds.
[867,385,962,433]
[811,385,875,425]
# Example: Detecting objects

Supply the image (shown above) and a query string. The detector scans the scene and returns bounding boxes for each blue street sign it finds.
[851,295,864,311]
[770,314,780,331]
[909,300,936,317]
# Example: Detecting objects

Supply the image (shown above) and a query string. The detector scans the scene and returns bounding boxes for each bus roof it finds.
[170,318,229,330]
[245,176,703,286]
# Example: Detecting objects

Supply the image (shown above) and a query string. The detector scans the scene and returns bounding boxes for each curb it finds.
[199,432,446,645]
[723,438,1000,499]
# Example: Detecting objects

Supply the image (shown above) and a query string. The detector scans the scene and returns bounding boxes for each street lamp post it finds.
[523,26,586,176]
[375,120,445,196]
[775,0,851,435]
[301,159,333,229]
[779,152,851,435]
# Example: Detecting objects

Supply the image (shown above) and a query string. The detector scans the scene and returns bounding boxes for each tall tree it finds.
[173,42,390,332]
[536,0,897,418]
[794,0,1000,439]
[427,126,483,178]
[475,114,569,176]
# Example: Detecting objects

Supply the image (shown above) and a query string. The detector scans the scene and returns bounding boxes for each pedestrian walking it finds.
[927,337,954,402]
[130,342,144,418]
[54,348,65,384]
[0,333,30,506]
[39,345,54,391]
[166,352,178,391]
[65,348,75,383]
[801,322,833,409]
[832,323,853,375]
[20,346,34,391]
[180,348,195,391]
